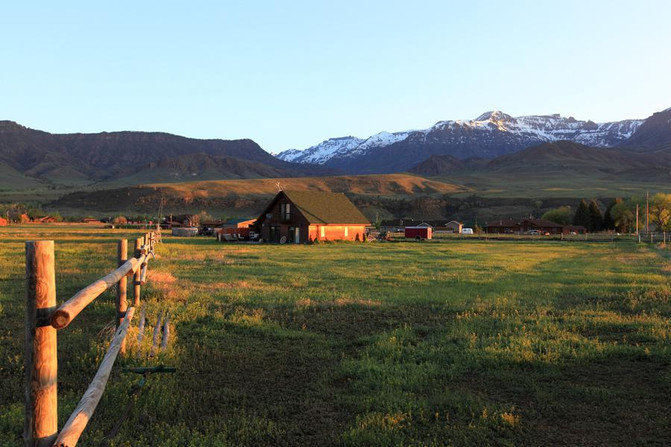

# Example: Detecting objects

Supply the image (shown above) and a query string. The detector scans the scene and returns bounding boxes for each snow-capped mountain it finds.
[278,131,414,165]
[276,110,646,174]
[278,136,364,164]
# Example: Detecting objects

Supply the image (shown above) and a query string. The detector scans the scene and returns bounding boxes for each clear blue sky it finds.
[2,1,670,153]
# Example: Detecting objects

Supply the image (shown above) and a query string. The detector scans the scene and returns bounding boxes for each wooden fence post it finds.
[24,241,58,447]
[117,239,128,354]
[133,238,142,307]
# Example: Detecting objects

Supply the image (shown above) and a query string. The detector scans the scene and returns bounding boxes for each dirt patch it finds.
[150,271,177,284]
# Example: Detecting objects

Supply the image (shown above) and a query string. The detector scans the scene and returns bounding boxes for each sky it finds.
[2,1,670,153]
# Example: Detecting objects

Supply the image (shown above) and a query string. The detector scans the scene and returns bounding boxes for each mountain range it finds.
[1,107,670,197]
[0,121,328,189]
[277,108,671,174]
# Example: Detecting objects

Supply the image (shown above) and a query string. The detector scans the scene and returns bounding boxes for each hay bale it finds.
[172,227,198,237]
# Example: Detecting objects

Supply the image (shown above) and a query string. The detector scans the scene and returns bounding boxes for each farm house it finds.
[254,190,370,243]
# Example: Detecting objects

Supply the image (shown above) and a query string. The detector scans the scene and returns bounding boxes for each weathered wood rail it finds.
[24,231,159,447]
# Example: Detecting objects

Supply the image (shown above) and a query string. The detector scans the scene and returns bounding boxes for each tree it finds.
[603,198,622,230]
[194,211,214,225]
[112,215,128,225]
[587,200,603,232]
[610,202,633,233]
[650,193,671,232]
[573,199,591,229]
[373,212,382,231]
[610,197,643,233]
[27,208,46,220]
[542,206,571,225]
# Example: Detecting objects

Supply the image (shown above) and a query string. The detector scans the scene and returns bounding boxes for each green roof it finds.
[269,190,370,225]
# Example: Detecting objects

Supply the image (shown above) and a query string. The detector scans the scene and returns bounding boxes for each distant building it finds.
[445,220,463,233]
[405,226,432,239]
[485,218,586,234]
[380,219,464,233]
[254,190,370,243]
[166,214,198,228]
[215,218,256,240]
[0,217,7,226]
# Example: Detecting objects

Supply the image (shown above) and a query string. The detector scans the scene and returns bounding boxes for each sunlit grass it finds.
[1,225,670,446]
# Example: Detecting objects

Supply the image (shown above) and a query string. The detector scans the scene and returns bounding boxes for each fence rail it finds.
[24,231,159,447]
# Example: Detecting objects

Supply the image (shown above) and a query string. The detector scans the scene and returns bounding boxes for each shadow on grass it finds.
[173,314,346,446]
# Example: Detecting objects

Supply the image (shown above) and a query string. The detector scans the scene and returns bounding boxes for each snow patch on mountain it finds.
[276,136,363,164]
[276,132,411,164]
[276,111,645,165]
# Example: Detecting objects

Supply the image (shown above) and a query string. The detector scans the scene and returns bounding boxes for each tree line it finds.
[541,193,671,233]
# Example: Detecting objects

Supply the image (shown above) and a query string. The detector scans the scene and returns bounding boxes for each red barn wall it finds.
[308,225,366,242]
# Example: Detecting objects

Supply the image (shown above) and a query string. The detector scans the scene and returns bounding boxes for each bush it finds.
[112,215,128,225]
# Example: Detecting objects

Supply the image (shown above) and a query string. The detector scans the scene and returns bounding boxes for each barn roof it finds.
[260,190,370,225]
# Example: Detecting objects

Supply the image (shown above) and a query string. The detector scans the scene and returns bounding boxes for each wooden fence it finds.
[24,232,159,447]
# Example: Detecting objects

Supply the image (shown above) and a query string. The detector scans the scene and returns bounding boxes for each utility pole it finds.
[646,191,649,234]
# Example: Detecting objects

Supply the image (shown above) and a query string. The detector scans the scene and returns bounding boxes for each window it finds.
[280,203,291,221]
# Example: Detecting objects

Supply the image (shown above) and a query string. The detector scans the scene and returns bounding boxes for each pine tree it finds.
[588,200,603,232]
[573,199,591,229]
[603,198,622,230]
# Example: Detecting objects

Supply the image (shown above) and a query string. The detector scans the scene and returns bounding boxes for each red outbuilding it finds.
[405,226,432,240]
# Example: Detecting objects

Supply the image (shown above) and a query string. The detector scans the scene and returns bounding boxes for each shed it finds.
[445,220,463,233]
[254,190,370,243]
[405,226,433,240]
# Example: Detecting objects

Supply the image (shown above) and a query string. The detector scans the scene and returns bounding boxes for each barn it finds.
[254,190,370,243]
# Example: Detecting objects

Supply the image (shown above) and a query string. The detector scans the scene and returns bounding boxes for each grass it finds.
[1,225,670,446]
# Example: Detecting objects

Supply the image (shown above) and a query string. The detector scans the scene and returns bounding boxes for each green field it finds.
[1,225,670,446]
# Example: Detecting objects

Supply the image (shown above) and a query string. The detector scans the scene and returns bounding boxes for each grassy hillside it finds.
[149,173,464,196]
[444,171,671,199]
[1,226,670,445]
[51,174,468,216]
[408,141,671,199]
[0,161,48,191]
